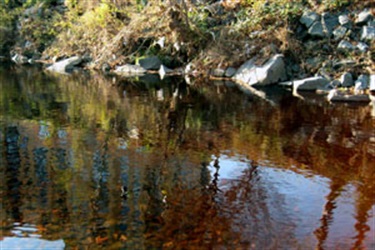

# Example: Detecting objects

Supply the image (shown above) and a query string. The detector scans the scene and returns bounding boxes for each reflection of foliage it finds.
[1,68,374,249]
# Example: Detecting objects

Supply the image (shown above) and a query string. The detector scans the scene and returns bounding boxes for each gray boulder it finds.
[356,42,369,52]
[46,56,82,73]
[355,9,373,25]
[322,12,339,37]
[293,76,330,91]
[114,64,146,75]
[360,26,375,41]
[337,40,355,50]
[234,54,286,86]
[139,56,162,70]
[338,14,351,28]
[300,11,320,28]
[308,21,325,38]
[333,26,347,40]
[340,72,354,87]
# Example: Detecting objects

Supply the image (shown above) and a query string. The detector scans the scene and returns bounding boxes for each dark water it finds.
[0,67,374,250]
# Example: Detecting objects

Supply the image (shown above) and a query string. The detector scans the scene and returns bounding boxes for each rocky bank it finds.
[2,2,375,104]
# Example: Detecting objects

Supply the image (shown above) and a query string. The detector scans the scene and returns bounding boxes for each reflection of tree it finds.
[220,161,298,249]
[314,180,345,250]
[4,126,22,221]
[1,68,374,248]
[352,166,375,249]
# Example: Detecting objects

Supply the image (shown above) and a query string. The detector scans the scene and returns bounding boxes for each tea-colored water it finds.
[1,67,374,249]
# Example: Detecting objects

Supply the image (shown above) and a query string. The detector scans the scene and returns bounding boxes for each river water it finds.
[1,67,374,249]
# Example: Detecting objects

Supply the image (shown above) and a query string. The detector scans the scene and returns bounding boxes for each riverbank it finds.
[1,1,374,102]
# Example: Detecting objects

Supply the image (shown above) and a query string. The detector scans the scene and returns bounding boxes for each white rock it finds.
[234,54,286,86]
[356,42,369,52]
[337,40,355,50]
[293,76,329,91]
[361,26,375,41]
[46,56,82,73]
[356,9,373,25]
[338,14,351,27]
[158,64,172,80]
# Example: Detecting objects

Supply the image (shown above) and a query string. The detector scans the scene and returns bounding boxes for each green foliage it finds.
[235,0,304,33]
[322,0,350,10]
[188,8,210,33]
[0,4,18,54]
[49,0,124,57]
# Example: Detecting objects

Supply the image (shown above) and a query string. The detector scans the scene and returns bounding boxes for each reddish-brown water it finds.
[1,67,374,249]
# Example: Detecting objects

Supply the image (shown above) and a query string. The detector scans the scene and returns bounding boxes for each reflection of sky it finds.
[208,154,250,181]
[209,153,375,248]
[1,237,65,250]
[1,223,65,250]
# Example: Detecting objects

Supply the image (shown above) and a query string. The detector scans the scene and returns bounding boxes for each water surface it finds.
[1,67,374,249]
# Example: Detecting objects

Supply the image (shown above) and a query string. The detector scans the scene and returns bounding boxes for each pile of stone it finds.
[300,9,374,51]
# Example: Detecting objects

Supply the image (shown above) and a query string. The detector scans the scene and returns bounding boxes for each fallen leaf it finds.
[95,236,108,244]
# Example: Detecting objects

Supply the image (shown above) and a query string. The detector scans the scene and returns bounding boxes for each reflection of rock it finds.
[38,122,50,139]
[158,64,172,80]
[11,53,29,64]
[327,89,370,102]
